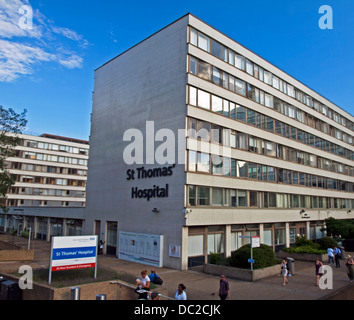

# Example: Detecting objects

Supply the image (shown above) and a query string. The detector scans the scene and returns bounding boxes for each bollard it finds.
[96,294,107,300]
[71,287,81,300]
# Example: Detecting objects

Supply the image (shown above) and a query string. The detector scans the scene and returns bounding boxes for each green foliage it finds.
[0,106,27,211]
[325,217,354,239]
[317,237,338,250]
[209,252,224,265]
[283,246,326,254]
[229,244,276,270]
[295,236,319,248]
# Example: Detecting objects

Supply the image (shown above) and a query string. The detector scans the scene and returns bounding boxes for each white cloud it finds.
[0,0,87,82]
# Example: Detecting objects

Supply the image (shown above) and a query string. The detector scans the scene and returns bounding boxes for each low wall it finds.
[203,263,281,282]
[0,241,34,262]
[278,250,327,263]
[0,274,169,300]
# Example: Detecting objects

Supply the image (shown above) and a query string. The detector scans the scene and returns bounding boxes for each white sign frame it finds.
[118,231,163,267]
[49,235,98,284]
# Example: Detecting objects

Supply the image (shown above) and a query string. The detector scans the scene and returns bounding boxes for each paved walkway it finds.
[1,236,353,300]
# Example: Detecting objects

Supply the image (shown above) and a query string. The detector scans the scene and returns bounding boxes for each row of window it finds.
[189,28,354,132]
[189,86,354,160]
[6,199,85,208]
[24,139,89,156]
[10,187,85,198]
[188,150,353,192]
[189,57,354,151]
[188,221,325,256]
[187,117,354,177]
[22,151,88,166]
[18,175,86,187]
[187,185,354,209]
[8,162,87,177]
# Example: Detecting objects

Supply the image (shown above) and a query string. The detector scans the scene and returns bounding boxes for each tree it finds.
[325,217,354,239]
[0,106,27,211]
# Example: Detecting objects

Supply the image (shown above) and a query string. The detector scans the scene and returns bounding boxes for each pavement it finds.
[1,236,353,300]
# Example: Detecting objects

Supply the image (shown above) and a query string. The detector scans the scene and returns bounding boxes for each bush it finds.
[295,236,319,249]
[229,244,276,270]
[209,252,224,265]
[317,237,338,251]
[283,246,326,254]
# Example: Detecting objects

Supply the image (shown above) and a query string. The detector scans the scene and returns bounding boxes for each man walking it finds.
[219,274,230,300]
[327,247,335,265]
[333,247,341,268]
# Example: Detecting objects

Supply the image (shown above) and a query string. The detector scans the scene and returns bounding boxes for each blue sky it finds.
[0,0,353,140]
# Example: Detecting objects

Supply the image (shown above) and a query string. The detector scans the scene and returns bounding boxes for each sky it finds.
[0,0,353,141]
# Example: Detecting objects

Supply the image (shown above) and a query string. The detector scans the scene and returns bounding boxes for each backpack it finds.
[154,275,163,285]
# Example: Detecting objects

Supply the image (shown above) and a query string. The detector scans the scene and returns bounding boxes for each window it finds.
[211,39,222,59]
[190,57,197,75]
[190,87,197,105]
[197,153,210,173]
[198,187,210,206]
[212,155,223,175]
[211,95,222,114]
[246,59,253,75]
[190,28,198,46]
[235,54,245,70]
[188,151,197,172]
[196,120,210,141]
[264,71,271,84]
[235,79,246,96]
[212,67,222,85]
[211,125,222,144]
[247,110,256,126]
[198,33,210,52]
[237,161,248,178]
[198,90,210,110]
[236,105,246,122]
[272,75,279,90]
[212,188,223,206]
[236,133,247,149]
[198,60,211,80]
[238,191,248,207]
[249,192,258,207]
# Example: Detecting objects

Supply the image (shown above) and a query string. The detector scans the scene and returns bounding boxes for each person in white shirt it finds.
[136,270,150,300]
[327,248,335,265]
[175,283,187,300]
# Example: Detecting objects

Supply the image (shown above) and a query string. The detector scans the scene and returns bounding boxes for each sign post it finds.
[240,236,260,271]
[49,235,98,285]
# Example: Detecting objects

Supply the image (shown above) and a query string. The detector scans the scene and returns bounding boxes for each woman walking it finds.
[281,259,289,286]
[315,258,324,286]
[345,255,354,282]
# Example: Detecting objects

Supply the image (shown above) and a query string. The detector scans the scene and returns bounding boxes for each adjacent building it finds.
[0,133,89,239]
[85,13,354,270]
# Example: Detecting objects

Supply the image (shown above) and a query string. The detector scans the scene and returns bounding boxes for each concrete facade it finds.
[85,14,354,270]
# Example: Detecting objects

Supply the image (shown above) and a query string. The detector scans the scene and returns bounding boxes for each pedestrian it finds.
[99,240,105,255]
[333,247,341,268]
[281,258,289,286]
[135,270,150,300]
[345,255,354,282]
[327,247,335,265]
[218,274,230,300]
[151,292,161,300]
[149,269,163,285]
[175,283,187,300]
[315,258,324,286]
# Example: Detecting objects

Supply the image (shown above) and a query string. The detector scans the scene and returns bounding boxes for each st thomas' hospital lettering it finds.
[127,165,175,202]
